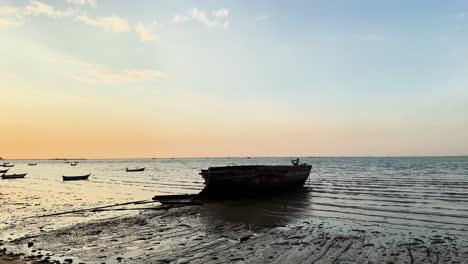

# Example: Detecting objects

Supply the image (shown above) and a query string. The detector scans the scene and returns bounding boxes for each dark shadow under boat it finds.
[62,174,91,181]
[203,189,312,226]
[2,173,27,179]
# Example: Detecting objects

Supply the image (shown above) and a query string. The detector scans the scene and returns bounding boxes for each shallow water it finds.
[1,157,468,240]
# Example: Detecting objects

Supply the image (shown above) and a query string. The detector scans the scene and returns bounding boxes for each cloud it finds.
[1,1,74,27]
[173,8,229,28]
[0,6,21,16]
[25,0,74,17]
[213,8,228,18]
[0,17,20,27]
[76,15,129,32]
[135,22,158,43]
[73,63,164,83]
[66,0,97,8]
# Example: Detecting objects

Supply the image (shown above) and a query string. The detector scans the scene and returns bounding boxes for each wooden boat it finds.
[0,169,9,173]
[28,163,37,166]
[3,164,14,168]
[62,174,90,181]
[70,163,77,166]
[126,167,145,172]
[199,159,311,198]
[2,173,27,179]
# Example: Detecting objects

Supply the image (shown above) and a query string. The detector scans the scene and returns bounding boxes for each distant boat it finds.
[70,163,77,166]
[2,173,27,179]
[62,174,90,181]
[28,163,37,166]
[126,167,145,172]
[2,164,14,168]
[0,169,9,173]
[2,162,9,165]
[199,159,312,198]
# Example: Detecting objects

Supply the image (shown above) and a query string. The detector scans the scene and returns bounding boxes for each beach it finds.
[1,157,468,263]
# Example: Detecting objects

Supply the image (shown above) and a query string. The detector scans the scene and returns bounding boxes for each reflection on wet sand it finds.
[204,190,312,226]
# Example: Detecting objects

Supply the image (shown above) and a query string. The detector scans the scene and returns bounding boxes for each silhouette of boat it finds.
[2,173,27,179]
[0,169,9,173]
[126,167,145,172]
[199,159,311,198]
[28,163,37,166]
[2,164,14,168]
[70,163,77,166]
[62,174,90,181]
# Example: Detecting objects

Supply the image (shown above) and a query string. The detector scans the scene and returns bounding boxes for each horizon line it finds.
[1,155,468,160]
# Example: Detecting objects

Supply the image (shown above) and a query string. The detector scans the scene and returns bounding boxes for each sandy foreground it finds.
[1,196,468,264]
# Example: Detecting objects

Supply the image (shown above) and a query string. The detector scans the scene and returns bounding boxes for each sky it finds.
[1,0,468,158]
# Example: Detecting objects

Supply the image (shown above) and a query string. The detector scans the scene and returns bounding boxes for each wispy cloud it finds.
[1,1,74,27]
[173,8,229,28]
[213,8,229,18]
[76,15,129,32]
[66,0,97,8]
[0,6,21,16]
[135,22,158,43]
[25,0,74,17]
[73,63,164,84]
[0,17,20,27]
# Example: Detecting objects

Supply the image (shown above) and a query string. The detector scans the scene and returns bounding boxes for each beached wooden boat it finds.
[62,174,90,181]
[2,173,27,179]
[0,169,9,173]
[70,163,77,166]
[126,167,145,172]
[28,163,37,166]
[199,159,312,198]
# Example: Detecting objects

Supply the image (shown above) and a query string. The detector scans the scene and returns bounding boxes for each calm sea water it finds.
[1,157,468,240]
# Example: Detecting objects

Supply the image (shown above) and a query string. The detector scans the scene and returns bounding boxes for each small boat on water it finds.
[2,164,14,168]
[0,169,9,173]
[2,173,27,179]
[62,174,91,181]
[28,163,37,166]
[70,163,77,166]
[199,159,312,198]
[126,167,145,172]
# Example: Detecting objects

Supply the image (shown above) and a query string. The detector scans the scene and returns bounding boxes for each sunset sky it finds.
[1,0,468,158]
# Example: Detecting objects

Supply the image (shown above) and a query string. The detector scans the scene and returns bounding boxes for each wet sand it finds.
[2,158,468,263]
[2,199,468,264]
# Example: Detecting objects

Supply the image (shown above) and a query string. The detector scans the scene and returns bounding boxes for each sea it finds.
[1,157,468,241]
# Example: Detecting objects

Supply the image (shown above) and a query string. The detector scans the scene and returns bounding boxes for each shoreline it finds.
[2,203,467,264]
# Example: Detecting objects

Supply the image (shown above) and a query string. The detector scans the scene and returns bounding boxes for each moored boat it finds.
[0,169,9,173]
[62,174,91,181]
[70,163,77,166]
[2,173,27,179]
[199,159,311,198]
[3,164,14,168]
[28,163,37,166]
[126,167,145,172]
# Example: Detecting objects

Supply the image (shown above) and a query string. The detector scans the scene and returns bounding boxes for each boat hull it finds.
[62,174,90,181]
[2,173,27,179]
[199,165,311,198]
[0,169,9,173]
[126,168,145,172]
